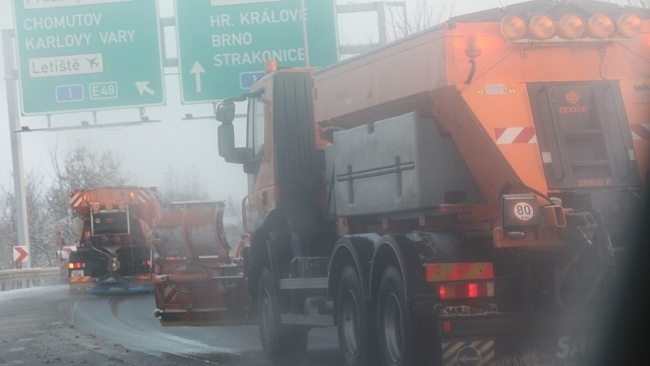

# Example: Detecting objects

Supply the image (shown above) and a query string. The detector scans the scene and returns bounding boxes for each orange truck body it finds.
[313,13,649,209]
[167,1,649,365]
[68,186,160,293]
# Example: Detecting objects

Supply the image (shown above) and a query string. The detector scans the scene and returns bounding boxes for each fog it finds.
[0,0,540,201]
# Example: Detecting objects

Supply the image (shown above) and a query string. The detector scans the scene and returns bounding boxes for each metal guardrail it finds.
[0,268,61,292]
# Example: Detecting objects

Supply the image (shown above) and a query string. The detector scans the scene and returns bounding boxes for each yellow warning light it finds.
[91,202,100,211]
[265,59,277,73]
[529,14,555,40]
[589,13,614,38]
[559,14,585,39]
[477,88,485,94]
[501,14,527,40]
[105,203,114,211]
[130,191,135,200]
[118,201,127,210]
[617,13,642,38]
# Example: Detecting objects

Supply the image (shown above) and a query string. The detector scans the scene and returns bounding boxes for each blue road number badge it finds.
[56,85,84,102]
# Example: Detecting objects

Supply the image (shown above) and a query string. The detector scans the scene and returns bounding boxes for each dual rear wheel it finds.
[258,264,432,365]
[337,265,377,366]
[337,265,425,366]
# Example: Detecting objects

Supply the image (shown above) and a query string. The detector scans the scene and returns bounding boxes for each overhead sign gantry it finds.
[12,0,165,115]
[175,0,338,103]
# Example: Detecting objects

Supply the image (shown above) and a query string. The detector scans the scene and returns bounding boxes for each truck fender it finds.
[247,208,290,297]
[369,232,469,301]
[370,234,413,301]
[327,234,381,301]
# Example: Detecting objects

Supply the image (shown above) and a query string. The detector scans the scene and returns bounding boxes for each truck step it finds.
[280,314,334,326]
[211,275,245,280]
[279,277,328,290]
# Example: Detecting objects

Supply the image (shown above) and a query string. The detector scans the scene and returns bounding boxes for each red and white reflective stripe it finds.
[164,286,178,303]
[630,123,650,140]
[70,191,83,207]
[426,263,494,282]
[69,276,92,283]
[494,127,537,144]
[137,189,154,203]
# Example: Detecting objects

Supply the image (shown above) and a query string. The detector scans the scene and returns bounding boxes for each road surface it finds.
[0,286,343,366]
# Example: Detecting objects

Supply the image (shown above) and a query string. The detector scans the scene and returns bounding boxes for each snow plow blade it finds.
[151,201,252,326]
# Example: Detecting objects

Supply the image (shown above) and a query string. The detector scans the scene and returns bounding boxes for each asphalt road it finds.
[0,286,343,366]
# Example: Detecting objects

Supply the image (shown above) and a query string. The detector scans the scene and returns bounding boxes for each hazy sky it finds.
[0,0,538,203]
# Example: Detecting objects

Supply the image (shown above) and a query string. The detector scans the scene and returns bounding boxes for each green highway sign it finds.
[175,0,338,103]
[12,0,165,115]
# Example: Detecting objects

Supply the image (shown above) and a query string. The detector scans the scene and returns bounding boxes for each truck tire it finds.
[257,268,308,359]
[377,266,413,366]
[337,265,377,366]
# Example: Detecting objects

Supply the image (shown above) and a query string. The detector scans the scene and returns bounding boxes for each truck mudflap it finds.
[69,276,93,292]
[86,275,154,295]
[151,202,253,326]
[438,312,599,366]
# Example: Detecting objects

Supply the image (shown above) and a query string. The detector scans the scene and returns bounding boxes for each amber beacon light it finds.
[589,13,615,38]
[500,14,527,40]
[559,14,585,39]
[617,13,642,38]
[529,14,555,39]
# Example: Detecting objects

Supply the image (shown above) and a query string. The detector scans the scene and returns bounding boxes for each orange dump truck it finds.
[68,186,160,294]
[160,1,649,365]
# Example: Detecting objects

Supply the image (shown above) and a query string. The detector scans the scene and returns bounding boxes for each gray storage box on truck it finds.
[326,112,483,217]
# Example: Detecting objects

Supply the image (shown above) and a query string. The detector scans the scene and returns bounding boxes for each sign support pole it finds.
[3,29,31,269]
[299,0,310,67]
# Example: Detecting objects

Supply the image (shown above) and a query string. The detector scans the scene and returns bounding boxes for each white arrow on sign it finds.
[190,61,205,93]
[459,355,480,364]
[136,81,155,95]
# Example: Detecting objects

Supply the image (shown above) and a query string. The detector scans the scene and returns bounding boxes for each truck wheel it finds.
[257,268,308,359]
[377,266,413,366]
[337,265,376,366]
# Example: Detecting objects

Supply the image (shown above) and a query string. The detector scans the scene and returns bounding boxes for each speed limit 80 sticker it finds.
[513,202,535,221]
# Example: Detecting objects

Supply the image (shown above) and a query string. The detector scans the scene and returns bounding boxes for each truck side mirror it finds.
[72,216,85,240]
[216,102,235,124]
[218,123,247,164]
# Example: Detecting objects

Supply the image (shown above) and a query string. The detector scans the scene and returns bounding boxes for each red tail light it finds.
[69,262,85,269]
[439,285,446,299]
[468,283,478,298]
[443,320,452,333]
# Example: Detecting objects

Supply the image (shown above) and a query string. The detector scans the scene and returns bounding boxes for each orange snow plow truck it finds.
[68,186,160,294]
[155,1,649,365]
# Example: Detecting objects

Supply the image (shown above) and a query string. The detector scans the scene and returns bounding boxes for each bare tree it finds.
[159,163,210,203]
[616,0,650,8]
[0,189,15,270]
[47,143,130,246]
[0,170,57,269]
[385,0,454,42]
